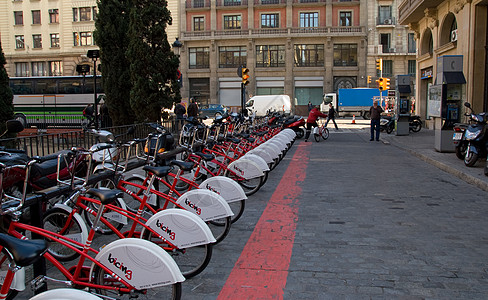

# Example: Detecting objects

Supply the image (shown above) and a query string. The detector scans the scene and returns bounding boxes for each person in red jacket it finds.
[304,106,327,142]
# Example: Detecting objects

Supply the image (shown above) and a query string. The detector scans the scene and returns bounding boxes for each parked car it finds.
[199,104,228,118]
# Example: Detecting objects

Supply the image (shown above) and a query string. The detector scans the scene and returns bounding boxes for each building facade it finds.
[399,0,488,127]
[178,0,416,114]
[0,0,179,77]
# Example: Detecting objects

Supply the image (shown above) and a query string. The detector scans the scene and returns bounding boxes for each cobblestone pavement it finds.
[13,120,488,299]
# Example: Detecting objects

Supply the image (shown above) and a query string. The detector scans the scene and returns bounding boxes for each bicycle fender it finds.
[268,139,287,152]
[281,128,296,138]
[242,153,270,172]
[176,189,234,220]
[95,238,185,290]
[0,266,25,291]
[248,148,274,164]
[272,134,292,147]
[143,208,216,248]
[51,203,89,245]
[30,288,103,300]
[199,176,247,203]
[227,158,264,179]
[129,174,157,206]
[258,144,280,160]
[104,196,129,226]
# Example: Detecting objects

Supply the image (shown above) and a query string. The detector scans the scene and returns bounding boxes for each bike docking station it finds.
[395,75,412,136]
[428,55,467,152]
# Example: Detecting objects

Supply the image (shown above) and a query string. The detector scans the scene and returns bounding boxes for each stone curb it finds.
[388,139,488,192]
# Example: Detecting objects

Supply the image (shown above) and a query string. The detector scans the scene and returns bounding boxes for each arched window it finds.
[420,29,434,56]
[440,13,457,45]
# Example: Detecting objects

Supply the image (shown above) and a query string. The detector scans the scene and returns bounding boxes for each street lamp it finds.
[76,64,90,93]
[87,49,100,129]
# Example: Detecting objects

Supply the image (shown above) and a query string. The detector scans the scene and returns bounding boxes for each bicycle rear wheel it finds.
[141,230,212,279]
[42,208,85,262]
[206,216,231,244]
[92,265,182,300]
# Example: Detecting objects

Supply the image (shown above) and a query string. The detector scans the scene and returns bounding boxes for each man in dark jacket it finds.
[174,102,186,131]
[369,100,384,141]
[324,103,338,130]
[187,98,199,118]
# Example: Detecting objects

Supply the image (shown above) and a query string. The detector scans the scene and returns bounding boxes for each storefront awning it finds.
[436,72,466,85]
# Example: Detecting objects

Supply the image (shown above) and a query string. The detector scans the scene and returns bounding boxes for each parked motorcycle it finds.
[409,115,422,132]
[452,122,469,160]
[0,120,87,197]
[282,115,305,139]
[380,116,394,134]
[462,102,488,167]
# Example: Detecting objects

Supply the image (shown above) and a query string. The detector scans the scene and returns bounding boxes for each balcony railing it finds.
[186,0,211,8]
[183,26,365,38]
[254,0,285,4]
[217,0,248,6]
[293,0,327,3]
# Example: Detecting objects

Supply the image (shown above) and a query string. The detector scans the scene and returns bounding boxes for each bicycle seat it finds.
[0,233,48,267]
[143,165,171,177]
[86,188,122,205]
[194,152,214,161]
[170,160,195,171]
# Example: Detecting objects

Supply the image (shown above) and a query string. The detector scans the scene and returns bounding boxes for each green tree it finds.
[127,0,181,122]
[94,0,135,125]
[0,41,14,135]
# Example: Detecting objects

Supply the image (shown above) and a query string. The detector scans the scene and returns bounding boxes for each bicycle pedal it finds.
[30,275,47,292]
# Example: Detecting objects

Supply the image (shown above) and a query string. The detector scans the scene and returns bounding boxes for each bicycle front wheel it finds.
[92,264,182,300]
[320,127,330,140]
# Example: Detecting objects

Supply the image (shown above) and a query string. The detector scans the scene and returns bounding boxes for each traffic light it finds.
[367,76,371,84]
[376,58,383,71]
[377,77,385,91]
[242,68,250,86]
[385,77,390,90]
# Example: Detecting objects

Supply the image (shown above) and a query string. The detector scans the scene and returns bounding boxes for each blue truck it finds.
[320,88,383,119]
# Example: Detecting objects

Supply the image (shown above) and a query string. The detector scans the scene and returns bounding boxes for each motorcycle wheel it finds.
[464,147,479,167]
[455,143,467,160]
[410,120,422,132]
[295,128,304,139]
[386,125,394,134]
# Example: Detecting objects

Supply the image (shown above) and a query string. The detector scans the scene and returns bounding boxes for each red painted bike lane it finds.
[218,143,311,299]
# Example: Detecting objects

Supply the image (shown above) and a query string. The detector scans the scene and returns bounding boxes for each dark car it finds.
[199,104,228,118]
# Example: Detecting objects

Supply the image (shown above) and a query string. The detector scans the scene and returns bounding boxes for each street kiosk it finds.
[428,55,466,152]
[395,75,412,136]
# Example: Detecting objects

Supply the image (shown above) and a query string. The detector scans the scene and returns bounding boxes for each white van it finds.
[245,95,291,116]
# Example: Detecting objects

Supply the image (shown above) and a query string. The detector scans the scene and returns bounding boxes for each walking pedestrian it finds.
[304,105,328,142]
[83,104,94,127]
[187,98,199,118]
[174,101,186,131]
[324,103,339,130]
[100,100,111,128]
[369,100,384,141]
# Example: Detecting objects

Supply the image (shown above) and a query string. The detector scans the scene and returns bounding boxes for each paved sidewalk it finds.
[326,117,488,192]
[381,129,488,192]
